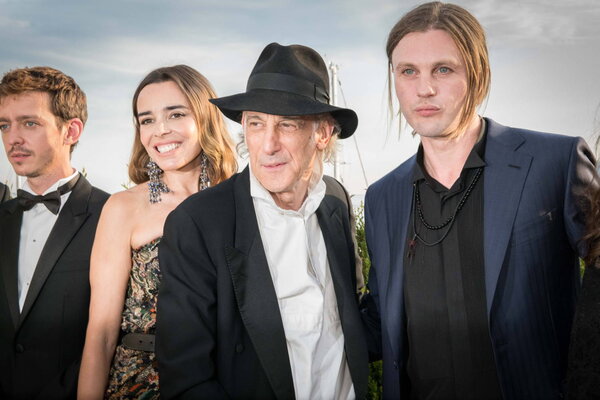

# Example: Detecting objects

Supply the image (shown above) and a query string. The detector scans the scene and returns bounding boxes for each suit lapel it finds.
[316,199,350,314]
[483,120,532,314]
[316,195,369,399]
[0,184,8,203]
[224,168,295,400]
[19,175,92,325]
[0,201,23,328]
[383,160,415,362]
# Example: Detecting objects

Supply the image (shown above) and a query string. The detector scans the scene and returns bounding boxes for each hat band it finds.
[247,73,330,104]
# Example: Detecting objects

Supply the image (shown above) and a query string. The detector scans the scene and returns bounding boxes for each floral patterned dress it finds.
[105,238,161,399]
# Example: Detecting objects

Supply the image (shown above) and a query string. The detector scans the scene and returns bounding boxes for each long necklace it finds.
[408,167,483,256]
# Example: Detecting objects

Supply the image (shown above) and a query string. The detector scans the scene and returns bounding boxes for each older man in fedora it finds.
[156,43,368,400]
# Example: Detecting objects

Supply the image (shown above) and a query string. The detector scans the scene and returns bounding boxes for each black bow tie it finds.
[17,174,80,215]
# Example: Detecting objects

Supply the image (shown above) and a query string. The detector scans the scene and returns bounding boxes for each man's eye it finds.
[438,66,451,74]
[25,121,37,127]
[279,121,301,132]
[0,124,8,131]
[402,68,415,76]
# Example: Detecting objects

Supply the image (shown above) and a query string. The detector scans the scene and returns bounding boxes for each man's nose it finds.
[262,123,281,154]
[416,76,436,97]
[5,126,24,146]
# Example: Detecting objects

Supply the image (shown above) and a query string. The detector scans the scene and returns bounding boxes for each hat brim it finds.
[210,89,358,139]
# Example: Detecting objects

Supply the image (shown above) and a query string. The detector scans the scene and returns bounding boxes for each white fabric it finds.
[250,170,355,400]
[18,170,78,311]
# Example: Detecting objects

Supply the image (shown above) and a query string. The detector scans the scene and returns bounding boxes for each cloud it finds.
[465,0,600,45]
[0,14,29,28]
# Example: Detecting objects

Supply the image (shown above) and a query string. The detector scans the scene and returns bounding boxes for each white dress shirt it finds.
[250,170,355,400]
[18,170,78,311]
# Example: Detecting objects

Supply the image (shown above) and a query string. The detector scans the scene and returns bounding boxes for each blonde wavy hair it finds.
[128,65,237,185]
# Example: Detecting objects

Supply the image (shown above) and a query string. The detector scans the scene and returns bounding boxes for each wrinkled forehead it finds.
[242,110,315,122]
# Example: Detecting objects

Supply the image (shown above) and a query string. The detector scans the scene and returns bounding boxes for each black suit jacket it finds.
[0,174,108,400]
[157,167,369,399]
[0,182,9,203]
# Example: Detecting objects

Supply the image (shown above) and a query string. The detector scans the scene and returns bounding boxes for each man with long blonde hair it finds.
[361,2,598,399]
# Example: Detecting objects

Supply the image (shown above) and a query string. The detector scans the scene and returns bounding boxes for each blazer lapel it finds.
[316,199,350,314]
[19,175,92,325]
[316,195,369,399]
[483,120,532,314]
[0,202,23,328]
[383,160,415,362]
[224,168,295,400]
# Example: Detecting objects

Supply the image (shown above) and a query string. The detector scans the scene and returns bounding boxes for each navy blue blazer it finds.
[362,119,597,399]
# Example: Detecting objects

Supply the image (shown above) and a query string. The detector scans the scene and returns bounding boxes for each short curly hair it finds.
[0,66,87,152]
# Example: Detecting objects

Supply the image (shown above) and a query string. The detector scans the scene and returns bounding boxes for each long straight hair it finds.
[386,2,491,139]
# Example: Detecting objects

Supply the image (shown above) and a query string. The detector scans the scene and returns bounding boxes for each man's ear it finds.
[63,118,83,146]
[315,120,333,150]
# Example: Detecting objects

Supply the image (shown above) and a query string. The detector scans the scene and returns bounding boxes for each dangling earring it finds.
[146,158,170,204]
[199,152,210,191]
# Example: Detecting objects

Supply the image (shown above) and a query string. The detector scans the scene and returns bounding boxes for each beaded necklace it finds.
[408,167,483,257]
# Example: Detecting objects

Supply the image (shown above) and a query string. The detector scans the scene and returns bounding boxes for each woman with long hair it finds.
[568,140,600,398]
[78,65,237,399]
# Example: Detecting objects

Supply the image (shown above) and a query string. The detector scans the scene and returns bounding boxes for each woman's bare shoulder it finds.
[102,184,148,218]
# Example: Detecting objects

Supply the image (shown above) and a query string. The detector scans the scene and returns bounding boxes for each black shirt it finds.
[404,129,502,400]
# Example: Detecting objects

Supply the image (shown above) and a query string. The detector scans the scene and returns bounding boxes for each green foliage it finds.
[367,360,383,400]
[354,203,383,399]
[354,204,371,287]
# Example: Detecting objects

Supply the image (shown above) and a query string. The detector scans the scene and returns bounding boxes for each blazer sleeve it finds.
[156,206,228,400]
[564,137,598,257]
[323,175,365,293]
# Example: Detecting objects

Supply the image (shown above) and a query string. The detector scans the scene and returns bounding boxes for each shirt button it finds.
[393,361,399,369]
[15,344,25,353]
[235,344,244,353]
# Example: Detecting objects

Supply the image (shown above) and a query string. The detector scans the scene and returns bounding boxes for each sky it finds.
[1,0,600,197]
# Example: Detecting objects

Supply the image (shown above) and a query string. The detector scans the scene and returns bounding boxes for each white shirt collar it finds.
[21,169,79,196]
[249,166,326,218]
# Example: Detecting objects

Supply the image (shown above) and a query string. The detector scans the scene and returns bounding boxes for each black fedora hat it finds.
[210,42,358,139]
